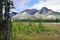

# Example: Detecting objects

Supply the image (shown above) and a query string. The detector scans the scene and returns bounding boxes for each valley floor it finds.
[11,22,60,40]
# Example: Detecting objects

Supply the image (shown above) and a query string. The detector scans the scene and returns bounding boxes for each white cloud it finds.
[30,0,60,12]
[13,0,30,12]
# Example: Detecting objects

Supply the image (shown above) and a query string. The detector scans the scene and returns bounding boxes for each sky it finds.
[11,0,60,12]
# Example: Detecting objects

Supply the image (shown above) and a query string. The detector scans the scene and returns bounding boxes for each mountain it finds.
[38,7,51,14]
[11,7,60,21]
[9,12,17,17]
[12,11,36,21]
[23,9,38,15]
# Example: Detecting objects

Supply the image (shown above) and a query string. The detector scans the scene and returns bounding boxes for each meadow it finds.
[11,22,60,40]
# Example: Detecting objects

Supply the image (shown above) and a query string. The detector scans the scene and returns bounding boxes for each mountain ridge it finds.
[11,7,60,21]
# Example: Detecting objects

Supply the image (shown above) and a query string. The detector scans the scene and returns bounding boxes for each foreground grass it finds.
[11,22,60,40]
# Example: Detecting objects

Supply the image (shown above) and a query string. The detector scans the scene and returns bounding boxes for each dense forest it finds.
[13,19,60,22]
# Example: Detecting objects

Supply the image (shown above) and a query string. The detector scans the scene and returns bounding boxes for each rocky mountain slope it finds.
[11,7,60,21]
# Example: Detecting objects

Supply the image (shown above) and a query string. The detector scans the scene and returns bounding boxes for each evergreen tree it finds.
[0,0,14,40]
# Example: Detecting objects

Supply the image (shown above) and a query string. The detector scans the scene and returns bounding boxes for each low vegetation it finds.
[11,22,60,40]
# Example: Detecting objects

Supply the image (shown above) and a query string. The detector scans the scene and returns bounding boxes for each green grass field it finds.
[11,22,60,40]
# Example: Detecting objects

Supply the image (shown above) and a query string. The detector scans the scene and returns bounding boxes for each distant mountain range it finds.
[10,12,17,17]
[11,7,60,21]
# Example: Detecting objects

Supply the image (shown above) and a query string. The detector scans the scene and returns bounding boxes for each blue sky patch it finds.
[27,0,39,7]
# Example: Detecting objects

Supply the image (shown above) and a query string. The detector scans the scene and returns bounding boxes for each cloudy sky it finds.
[12,0,60,12]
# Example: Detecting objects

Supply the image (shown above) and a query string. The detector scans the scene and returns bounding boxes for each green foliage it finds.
[12,19,60,23]
[11,22,59,40]
[38,24,45,31]
[12,22,58,34]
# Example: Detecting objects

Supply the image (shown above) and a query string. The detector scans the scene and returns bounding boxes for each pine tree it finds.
[0,0,14,40]
[0,0,4,40]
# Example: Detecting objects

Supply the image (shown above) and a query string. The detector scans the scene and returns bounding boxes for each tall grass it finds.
[11,22,58,40]
[12,22,58,34]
